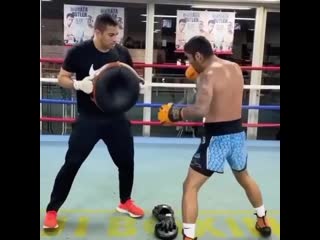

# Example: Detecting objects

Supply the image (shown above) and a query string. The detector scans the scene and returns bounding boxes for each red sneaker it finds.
[116,199,144,218]
[43,210,59,229]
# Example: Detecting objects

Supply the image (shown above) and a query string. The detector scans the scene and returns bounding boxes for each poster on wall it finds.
[176,10,235,53]
[63,4,124,45]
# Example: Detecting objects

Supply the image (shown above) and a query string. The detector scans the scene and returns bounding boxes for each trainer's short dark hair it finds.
[94,13,118,31]
[184,36,214,58]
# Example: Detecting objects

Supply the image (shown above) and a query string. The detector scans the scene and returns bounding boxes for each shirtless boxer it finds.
[158,36,272,240]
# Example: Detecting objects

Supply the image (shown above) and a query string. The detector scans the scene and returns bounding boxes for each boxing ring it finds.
[40,59,280,239]
[40,58,280,135]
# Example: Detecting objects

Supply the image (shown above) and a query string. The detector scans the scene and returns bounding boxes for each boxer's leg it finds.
[228,131,271,237]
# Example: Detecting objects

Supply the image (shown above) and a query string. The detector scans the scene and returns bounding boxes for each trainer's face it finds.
[96,25,119,49]
[185,52,204,73]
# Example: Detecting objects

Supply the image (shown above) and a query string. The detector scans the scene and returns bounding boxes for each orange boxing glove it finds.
[185,65,199,80]
[157,103,184,124]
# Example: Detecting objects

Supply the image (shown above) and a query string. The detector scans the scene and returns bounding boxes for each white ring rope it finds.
[40,78,280,90]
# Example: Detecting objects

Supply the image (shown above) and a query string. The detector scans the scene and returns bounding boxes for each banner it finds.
[175,10,235,53]
[63,4,124,45]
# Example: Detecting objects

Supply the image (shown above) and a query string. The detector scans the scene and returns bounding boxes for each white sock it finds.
[183,223,196,238]
[255,205,266,217]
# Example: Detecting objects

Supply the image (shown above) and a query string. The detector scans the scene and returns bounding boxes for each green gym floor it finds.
[40,135,280,240]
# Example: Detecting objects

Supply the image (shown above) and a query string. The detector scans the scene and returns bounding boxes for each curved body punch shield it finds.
[152,204,178,240]
[90,62,142,114]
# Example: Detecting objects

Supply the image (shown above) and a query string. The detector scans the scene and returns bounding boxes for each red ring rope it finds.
[40,58,280,71]
[40,117,280,127]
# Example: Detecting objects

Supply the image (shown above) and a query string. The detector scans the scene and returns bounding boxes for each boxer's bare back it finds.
[193,56,244,123]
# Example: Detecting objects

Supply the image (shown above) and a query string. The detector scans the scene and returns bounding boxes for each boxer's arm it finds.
[181,73,213,120]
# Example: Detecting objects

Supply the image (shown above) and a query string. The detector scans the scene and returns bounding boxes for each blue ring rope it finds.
[40,98,280,110]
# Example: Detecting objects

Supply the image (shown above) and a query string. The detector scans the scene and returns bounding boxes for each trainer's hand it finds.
[185,65,199,80]
[73,76,93,94]
[157,103,183,124]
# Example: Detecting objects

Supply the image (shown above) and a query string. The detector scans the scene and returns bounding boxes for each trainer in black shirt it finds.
[43,13,144,230]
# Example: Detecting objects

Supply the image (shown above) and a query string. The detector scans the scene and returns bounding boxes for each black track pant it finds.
[46,114,134,212]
